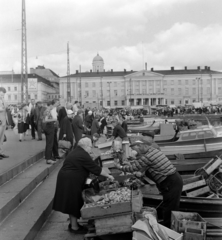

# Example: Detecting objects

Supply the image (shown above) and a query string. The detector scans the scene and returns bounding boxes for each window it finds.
[181,132,197,141]
[185,80,189,85]
[171,80,174,85]
[14,95,17,100]
[185,88,189,95]
[107,90,110,96]
[114,100,118,106]
[219,87,222,94]
[92,90,96,97]
[92,82,96,87]
[8,87,10,91]
[156,88,160,93]
[197,131,205,139]
[14,86,17,91]
[142,89,146,94]
[163,81,167,85]
[156,81,160,86]
[165,100,168,104]
[179,100,182,104]
[135,88,139,94]
[171,88,174,95]
[171,100,174,104]
[193,88,196,94]
[107,101,110,106]
[122,100,125,105]
[114,90,117,96]
[205,131,214,138]
[149,88,153,93]
[185,100,189,104]
[207,87,211,94]
[142,81,146,86]
[85,82,88,87]
[178,80,181,85]
[178,88,182,94]
[8,94,11,100]
[85,91,89,97]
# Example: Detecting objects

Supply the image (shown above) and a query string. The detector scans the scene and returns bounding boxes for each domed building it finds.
[92,53,104,72]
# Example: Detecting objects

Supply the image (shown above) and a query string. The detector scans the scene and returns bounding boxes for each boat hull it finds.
[159,136,222,159]
[142,193,222,218]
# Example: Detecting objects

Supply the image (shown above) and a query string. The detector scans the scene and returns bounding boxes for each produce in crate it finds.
[84,187,131,208]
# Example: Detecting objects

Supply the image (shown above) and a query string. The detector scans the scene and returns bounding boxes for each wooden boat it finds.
[128,121,160,133]
[142,191,222,218]
[158,127,222,159]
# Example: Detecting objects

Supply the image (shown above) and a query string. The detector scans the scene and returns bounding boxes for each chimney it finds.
[111,69,113,72]
[171,67,174,71]
[205,66,207,70]
[131,70,133,72]
[197,66,200,70]
[124,69,126,73]
[185,66,187,70]
[145,62,147,71]
[208,67,211,71]
[151,68,153,71]
[76,70,78,74]
[90,69,92,72]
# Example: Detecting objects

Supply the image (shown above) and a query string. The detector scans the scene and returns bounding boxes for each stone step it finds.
[0,150,45,187]
[0,156,64,224]
[0,160,63,240]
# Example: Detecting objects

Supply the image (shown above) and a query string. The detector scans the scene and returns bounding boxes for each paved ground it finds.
[0,129,100,175]
[0,128,46,176]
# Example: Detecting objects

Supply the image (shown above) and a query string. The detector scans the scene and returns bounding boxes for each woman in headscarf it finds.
[53,137,114,234]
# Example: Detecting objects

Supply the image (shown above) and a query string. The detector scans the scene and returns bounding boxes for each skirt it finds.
[18,122,29,133]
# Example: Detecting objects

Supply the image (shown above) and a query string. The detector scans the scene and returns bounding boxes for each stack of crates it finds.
[171,211,207,240]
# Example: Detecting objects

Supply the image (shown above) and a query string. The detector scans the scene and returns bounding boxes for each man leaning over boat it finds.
[114,141,183,228]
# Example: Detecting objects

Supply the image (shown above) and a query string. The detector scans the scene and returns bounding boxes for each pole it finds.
[67,42,71,103]
[79,65,82,105]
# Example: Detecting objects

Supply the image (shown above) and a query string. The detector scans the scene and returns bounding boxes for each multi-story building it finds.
[0,71,57,104]
[59,54,222,108]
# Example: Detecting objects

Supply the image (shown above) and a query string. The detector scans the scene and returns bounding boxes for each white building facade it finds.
[59,55,222,108]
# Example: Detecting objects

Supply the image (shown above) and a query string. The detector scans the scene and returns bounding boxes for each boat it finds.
[142,191,222,218]
[156,126,222,159]
[128,124,176,142]
[128,121,161,133]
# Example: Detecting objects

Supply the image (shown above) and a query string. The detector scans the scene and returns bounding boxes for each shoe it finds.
[0,154,9,158]
[68,224,87,234]
[46,160,56,164]
[55,156,62,159]
[19,139,22,142]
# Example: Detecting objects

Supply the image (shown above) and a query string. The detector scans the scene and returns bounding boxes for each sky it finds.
[1,0,222,76]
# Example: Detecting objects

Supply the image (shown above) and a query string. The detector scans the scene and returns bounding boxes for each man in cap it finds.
[115,141,183,228]
[142,131,161,150]
[109,119,127,141]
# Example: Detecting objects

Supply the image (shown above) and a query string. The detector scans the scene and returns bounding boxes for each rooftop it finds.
[0,73,55,88]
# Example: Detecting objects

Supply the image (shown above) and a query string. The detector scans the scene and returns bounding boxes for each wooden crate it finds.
[171,211,207,238]
[95,213,133,236]
[184,228,204,240]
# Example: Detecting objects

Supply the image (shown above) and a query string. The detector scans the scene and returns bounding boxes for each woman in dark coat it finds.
[91,115,100,136]
[58,109,74,147]
[53,137,113,233]
[72,110,84,147]
[57,107,67,127]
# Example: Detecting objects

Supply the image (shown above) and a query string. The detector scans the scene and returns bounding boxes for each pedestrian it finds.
[72,109,84,147]
[115,141,183,228]
[72,101,79,115]
[59,109,74,148]
[17,103,29,142]
[91,115,100,136]
[0,87,9,159]
[109,119,127,141]
[28,99,37,139]
[84,110,93,134]
[34,101,45,141]
[43,99,61,165]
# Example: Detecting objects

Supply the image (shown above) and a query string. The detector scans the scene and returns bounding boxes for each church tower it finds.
[92,53,104,72]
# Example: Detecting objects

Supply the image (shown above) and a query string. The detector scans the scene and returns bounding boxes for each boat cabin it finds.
[178,127,217,142]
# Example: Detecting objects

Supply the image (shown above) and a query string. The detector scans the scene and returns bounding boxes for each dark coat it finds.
[53,146,101,217]
[58,107,67,127]
[59,116,73,146]
[84,114,93,128]
[91,119,100,136]
[72,115,84,144]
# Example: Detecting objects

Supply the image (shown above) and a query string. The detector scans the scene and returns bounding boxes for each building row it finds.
[59,54,222,108]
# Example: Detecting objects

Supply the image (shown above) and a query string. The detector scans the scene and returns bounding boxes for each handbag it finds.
[58,138,71,149]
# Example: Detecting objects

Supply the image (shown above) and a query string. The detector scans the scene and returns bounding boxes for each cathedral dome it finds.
[93,53,104,62]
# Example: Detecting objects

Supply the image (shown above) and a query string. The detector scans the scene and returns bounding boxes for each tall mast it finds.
[67,42,71,102]
[21,0,28,103]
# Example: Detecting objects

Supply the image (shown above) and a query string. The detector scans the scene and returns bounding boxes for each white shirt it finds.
[50,107,57,120]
